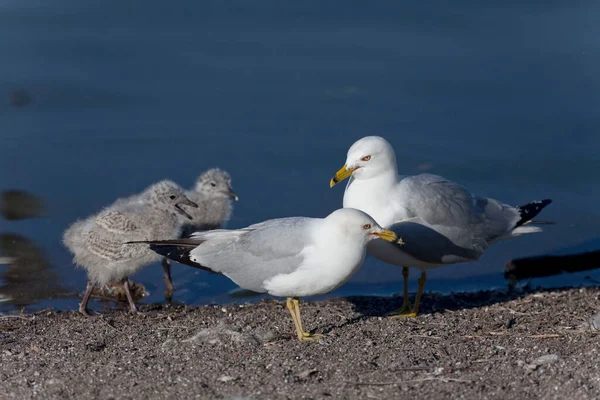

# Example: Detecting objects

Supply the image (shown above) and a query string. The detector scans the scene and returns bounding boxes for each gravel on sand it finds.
[0,287,599,399]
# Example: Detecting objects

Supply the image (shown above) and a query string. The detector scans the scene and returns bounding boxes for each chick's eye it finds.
[210,182,216,187]
[169,195,176,200]
[361,155,371,161]
[363,224,371,230]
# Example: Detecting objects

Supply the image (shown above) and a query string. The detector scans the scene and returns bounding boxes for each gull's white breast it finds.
[343,177,411,228]
[263,229,367,298]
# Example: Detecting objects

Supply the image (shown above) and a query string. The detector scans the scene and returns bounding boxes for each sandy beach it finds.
[0,287,598,399]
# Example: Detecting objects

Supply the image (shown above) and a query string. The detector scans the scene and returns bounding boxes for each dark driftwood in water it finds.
[505,250,600,280]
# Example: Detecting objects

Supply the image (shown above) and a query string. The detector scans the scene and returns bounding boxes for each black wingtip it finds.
[504,250,600,281]
[148,243,217,274]
[125,240,178,245]
[515,199,552,227]
[125,239,216,273]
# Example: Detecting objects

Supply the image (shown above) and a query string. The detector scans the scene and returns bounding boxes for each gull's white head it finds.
[195,168,239,201]
[330,136,397,187]
[324,208,400,245]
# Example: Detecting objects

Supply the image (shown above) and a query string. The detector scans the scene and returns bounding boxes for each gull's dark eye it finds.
[361,155,371,162]
[169,195,176,200]
[363,224,371,230]
[210,182,216,187]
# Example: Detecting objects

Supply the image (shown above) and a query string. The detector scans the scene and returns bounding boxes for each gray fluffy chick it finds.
[162,168,238,300]
[63,180,197,315]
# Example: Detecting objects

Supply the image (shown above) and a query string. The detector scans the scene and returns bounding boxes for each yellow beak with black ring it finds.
[330,164,358,188]
[373,229,404,245]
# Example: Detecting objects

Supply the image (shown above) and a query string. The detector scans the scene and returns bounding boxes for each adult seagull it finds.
[330,136,552,317]
[131,208,401,341]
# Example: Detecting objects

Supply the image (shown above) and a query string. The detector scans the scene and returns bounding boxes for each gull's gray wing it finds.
[397,174,520,252]
[387,218,482,264]
[190,217,317,292]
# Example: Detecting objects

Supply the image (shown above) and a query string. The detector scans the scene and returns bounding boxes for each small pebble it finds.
[526,354,560,372]
[589,312,600,331]
[533,354,560,365]
[296,369,318,379]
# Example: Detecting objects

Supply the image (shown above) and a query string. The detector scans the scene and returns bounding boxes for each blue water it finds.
[1,0,599,312]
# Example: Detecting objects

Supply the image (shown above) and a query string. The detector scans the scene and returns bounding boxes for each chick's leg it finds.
[162,258,174,302]
[79,281,95,316]
[122,278,139,314]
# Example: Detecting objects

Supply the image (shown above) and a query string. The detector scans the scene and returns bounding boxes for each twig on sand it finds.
[101,317,124,334]
[463,332,564,339]
[408,377,473,384]
[0,325,18,331]
[156,325,192,330]
[394,366,431,371]
[32,308,55,315]
[565,330,600,335]
[348,377,472,386]
[527,334,561,339]
[408,335,442,339]
[496,307,534,316]
[0,315,29,320]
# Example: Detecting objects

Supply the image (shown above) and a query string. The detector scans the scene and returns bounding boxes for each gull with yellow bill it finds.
[330,136,552,317]
[131,208,402,341]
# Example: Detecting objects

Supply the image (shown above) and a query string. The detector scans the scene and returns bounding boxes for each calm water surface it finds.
[1,0,599,312]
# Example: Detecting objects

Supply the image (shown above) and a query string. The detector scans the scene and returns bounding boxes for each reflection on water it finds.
[9,89,32,108]
[0,189,67,308]
[0,233,149,309]
[0,233,71,306]
[1,190,45,221]
[1,0,599,311]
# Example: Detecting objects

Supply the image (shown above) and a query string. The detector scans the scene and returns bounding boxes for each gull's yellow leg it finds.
[390,271,426,318]
[386,266,412,317]
[411,271,427,316]
[286,297,305,340]
[292,297,323,341]
[292,298,305,333]
[402,267,412,308]
[399,266,412,312]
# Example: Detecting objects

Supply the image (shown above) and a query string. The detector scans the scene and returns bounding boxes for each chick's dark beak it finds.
[174,198,198,220]
[227,189,239,201]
